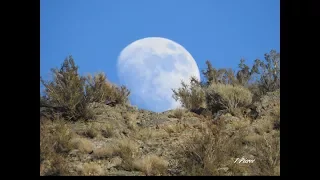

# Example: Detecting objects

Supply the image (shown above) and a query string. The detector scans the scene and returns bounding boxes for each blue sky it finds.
[40,0,279,111]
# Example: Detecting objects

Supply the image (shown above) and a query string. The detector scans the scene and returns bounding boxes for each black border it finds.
[6,0,40,177]
[280,0,289,176]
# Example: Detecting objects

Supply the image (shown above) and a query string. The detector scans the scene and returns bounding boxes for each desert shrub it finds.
[252,50,280,95]
[93,145,117,159]
[177,119,256,176]
[40,153,68,176]
[40,119,75,176]
[172,76,206,110]
[40,119,74,154]
[135,128,168,141]
[247,83,264,103]
[133,154,169,176]
[82,123,99,138]
[70,138,94,153]
[202,60,237,86]
[40,56,93,121]
[85,72,130,105]
[172,108,185,119]
[245,131,280,175]
[85,72,115,103]
[113,85,131,105]
[101,123,115,138]
[81,162,103,176]
[206,83,252,115]
[163,123,185,134]
[114,138,140,170]
[178,127,236,175]
[254,89,280,120]
[123,112,139,131]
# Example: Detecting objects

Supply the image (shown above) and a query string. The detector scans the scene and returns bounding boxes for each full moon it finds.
[117,37,200,112]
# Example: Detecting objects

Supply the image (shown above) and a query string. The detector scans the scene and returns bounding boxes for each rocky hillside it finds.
[40,90,279,176]
[40,51,280,176]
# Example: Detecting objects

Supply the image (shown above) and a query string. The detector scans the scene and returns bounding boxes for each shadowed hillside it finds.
[40,50,280,176]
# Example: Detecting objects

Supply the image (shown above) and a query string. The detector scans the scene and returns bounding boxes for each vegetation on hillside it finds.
[40,50,280,176]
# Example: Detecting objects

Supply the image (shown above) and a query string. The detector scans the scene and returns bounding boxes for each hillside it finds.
[40,91,279,176]
[40,51,280,176]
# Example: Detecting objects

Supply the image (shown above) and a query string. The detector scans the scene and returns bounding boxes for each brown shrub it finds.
[40,56,93,121]
[206,83,252,114]
[172,77,206,110]
[70,138,94,153]
[172,108,185,119]
[133,154,169,176]
[81,163,103,176]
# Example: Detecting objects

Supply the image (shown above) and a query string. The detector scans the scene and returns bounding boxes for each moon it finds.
[117,37,200,112]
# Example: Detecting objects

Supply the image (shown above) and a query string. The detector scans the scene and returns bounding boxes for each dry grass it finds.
[251,131,280,175]
[113,138,140,170]
[176,110,280,176]
[172,108,185,119]
[81,162,104,176]
[93,145,117,159]
[172,78,206,110]
[135,128,168,141]
[70,138,94,153]
[225,118,251,131]
[101,123,115,138]
[177,119,252,176]
[206,83,252,114]
[73,121,100,138]
[133,154,169,176]
[40,119,75,154]
[252,117,274,134]
[40,153,68,176]
[123,112,138,121]
[123,112,139,131]
[84,123,100,138]
[163,123,186,134]
[40,119,74,176]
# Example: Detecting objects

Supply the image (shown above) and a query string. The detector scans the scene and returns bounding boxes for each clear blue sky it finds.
[41,0,279,109]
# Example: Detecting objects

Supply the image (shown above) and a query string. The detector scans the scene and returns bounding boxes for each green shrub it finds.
[206,83,252,114]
